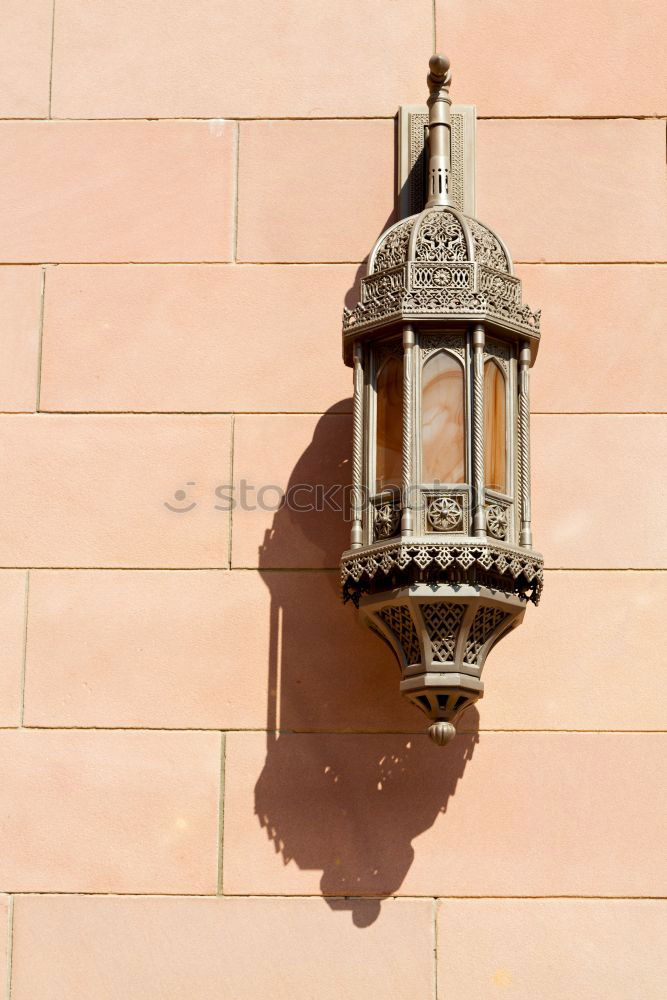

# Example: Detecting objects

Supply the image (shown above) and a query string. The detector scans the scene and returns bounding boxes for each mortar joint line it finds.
[217,732,227,895]
[5,895,13,1000]
[19,572,30,727]
[232,122,240,262]
[0,725,665,734]
[1,260,667,266]
[35,267,47,411]
[5,891,667,900]
[47,0,56,119]
[433,896,439,1000]
[228,413,235,569]
[2,113,666,122]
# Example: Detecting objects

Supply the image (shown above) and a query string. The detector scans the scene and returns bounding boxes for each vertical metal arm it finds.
[471,323,486,537]
[425,54,454,208]
[518,342,533,548]
[401,324,415,536]
[350,342,364,548]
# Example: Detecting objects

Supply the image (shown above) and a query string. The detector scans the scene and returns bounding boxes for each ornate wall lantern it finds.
[341,55,543,745]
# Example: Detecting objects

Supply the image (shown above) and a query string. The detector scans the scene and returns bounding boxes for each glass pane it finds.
[421,351,465,483]
[376,354,403,490]
[484,360,507,493]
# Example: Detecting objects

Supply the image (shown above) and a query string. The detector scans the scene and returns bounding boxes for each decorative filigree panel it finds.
[467,219,510,273]
[407,111,429,215]
[341,539,544,606]
[420,332,465,359]
[362,267,405,304]
[374,338,403,369]
[484,339,510,376]
[411,263,472,290]
[414,210,468,263]
[373,219,414,272]
[377,605,421,665]
[402,288,485,313]
[450,113,465,214]
[343,290,403,332]
[342,261,541,338]
[478,267,520,305]
[463,606,510,665]
[421,602,465,661]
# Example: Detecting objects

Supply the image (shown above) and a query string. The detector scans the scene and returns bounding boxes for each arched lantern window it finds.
[341,55,543,745]
[421,349,465,485]
[483,359,507,494]
[375,353,403,491]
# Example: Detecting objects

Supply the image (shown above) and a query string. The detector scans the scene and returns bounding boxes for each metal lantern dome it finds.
[340,55,544,745]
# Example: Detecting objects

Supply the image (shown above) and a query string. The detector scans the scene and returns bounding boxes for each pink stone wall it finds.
[1,2,665,996]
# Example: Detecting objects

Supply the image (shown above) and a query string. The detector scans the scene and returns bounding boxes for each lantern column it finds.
[401,323,415,536]
[350,341,364,548]
[471,323,486,536]
[518,342,533,548]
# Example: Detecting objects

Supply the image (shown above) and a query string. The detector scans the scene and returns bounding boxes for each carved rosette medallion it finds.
[375,503,400,539]
[427,496,463,532]
[486,503,508,540]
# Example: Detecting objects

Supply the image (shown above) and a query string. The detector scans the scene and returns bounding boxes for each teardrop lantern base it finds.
[359,582,527,745]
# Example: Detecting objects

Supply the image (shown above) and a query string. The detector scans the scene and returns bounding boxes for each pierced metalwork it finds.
[377,605,421,665]
[348,196,540,348]
[374,219,413,272]
[464,606,510,665]
[485,338,510,376]
[421,602,465,661]
[466,218,510,273]
[341,539,543,606]
[414,210,468,262]
[420,332,465,359]
[412,264,471,289]
[340,52,543,745]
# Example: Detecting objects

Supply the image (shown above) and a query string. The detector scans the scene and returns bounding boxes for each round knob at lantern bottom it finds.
[428,721,457,746]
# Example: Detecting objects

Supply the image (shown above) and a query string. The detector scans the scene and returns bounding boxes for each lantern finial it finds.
[426,53,454,208]
[428,53,451,86]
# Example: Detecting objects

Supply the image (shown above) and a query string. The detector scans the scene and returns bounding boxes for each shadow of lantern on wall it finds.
[341,55,543,746]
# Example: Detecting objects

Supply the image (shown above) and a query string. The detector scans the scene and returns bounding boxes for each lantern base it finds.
[360,581,525,745]
[401,671,483,741]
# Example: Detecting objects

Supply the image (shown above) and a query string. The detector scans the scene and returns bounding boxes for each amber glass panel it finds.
[376,355,403,490]
[484,360,507,493]
[421,351,465,483]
